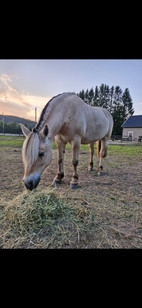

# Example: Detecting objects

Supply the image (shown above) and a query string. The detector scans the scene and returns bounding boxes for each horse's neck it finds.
[44,106,64,141]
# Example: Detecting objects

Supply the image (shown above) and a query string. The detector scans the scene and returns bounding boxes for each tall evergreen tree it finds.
[109,86,114,113]
[84,89,89,104]
[111,86,124,135]
[93,86,99,106]
[122,88,134,117]
[88,87,94,105]
[113,86,123,110]
[78,89,85,101]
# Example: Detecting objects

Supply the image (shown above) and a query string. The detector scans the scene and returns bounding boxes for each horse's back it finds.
[58,93,113,143]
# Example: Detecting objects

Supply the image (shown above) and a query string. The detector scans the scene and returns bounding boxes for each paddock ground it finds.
[0,137,142,248]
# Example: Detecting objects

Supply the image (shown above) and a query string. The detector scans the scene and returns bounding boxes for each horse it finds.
[20,92,113,190]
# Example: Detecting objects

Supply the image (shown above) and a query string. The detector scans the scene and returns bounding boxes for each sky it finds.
[0,59,142,121]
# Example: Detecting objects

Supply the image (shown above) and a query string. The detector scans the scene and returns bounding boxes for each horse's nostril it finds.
[28,181,33,190]
[25,180,33,190]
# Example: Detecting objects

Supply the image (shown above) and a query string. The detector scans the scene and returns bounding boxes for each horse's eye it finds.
[39,152,45,159]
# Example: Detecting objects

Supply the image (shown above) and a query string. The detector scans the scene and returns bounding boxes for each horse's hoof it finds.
[70,183,79,189]
[88,167,94,172]
[51,180,61,187]
[98,172,105,176]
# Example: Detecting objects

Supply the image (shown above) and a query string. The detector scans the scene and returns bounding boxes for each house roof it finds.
[121,115,142,128]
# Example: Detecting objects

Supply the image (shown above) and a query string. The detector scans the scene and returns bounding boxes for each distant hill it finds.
[0,114,36,127]
[0,115,36,134]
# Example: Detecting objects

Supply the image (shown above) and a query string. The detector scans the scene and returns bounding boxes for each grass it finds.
[1,134,142,153]
[0,136,90,151]
[0,135,25,147]
[108,144,142,156]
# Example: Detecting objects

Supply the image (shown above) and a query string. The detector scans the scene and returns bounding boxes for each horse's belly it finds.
[81,123,109,144]
[81,136,97,144]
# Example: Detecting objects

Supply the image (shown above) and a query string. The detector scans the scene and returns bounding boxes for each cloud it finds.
[0,74,50,121]
[0,99,28,117]
[21,94,50,120]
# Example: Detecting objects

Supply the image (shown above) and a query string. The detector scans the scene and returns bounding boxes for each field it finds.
[0,135,142,248]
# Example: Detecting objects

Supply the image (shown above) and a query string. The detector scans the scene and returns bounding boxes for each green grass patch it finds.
[0,136,25,147]
[108,144,142,157]
[0,138,90,151]
[1,136,142,158]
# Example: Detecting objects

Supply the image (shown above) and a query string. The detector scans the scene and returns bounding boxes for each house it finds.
[121,115,142,141]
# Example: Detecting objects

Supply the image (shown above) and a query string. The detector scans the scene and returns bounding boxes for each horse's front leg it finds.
[70,136,81,189]
[53,140,66,185]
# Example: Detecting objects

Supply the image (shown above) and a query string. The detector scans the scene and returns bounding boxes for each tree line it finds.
[77,84,134,135]
[0,121,32,134]
[0,114,36,134]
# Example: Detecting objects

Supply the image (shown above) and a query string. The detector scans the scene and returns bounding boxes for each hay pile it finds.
[5,190,67,233]
[0,189,91,248]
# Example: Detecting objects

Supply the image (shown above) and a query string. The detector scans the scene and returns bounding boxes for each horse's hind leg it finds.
[70,136,81,189]
[98,138,108,176]
[88,142,94,171]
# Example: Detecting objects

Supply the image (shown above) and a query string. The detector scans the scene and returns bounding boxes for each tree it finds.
[88,87,94,105]
[122,88,134,117]
[113,86,122,110]
[93,86,99,106]
[78,89,85,101]
[84,89,89,104]
[97,84,110,109]
[109,86,114,113]
[111,86,123,134]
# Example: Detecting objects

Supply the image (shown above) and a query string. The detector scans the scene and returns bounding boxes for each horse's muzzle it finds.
[24,176,40,190]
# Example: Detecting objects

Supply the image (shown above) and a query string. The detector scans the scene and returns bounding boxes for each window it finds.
[128,131,133,140]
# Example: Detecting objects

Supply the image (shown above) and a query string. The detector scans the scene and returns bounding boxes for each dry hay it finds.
[0,188,91,248]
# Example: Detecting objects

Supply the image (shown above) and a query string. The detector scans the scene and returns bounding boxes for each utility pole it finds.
[2,114,5,134]
[35,107,37,123]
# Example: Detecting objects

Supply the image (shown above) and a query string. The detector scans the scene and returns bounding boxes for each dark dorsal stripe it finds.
[33,93,69,132]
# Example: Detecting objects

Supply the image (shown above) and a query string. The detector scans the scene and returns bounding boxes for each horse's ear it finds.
[43,124,49,137]
[20,123,30,137]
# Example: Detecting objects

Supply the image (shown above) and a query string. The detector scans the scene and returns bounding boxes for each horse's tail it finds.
[97,140,108,158]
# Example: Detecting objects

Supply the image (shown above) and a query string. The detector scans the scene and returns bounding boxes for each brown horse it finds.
[20,92,113,190]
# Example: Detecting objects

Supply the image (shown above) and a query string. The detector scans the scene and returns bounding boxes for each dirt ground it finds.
[0,143,142,248]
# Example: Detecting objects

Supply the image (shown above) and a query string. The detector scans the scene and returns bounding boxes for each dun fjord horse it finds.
[20,93,113,190]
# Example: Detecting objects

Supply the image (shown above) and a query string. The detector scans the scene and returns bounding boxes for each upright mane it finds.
[33,92,75,132]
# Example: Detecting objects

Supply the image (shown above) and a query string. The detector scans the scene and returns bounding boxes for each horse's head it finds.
[20,124,52,190]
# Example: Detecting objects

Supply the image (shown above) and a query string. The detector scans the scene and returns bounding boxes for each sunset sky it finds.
[0,59,142,121]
